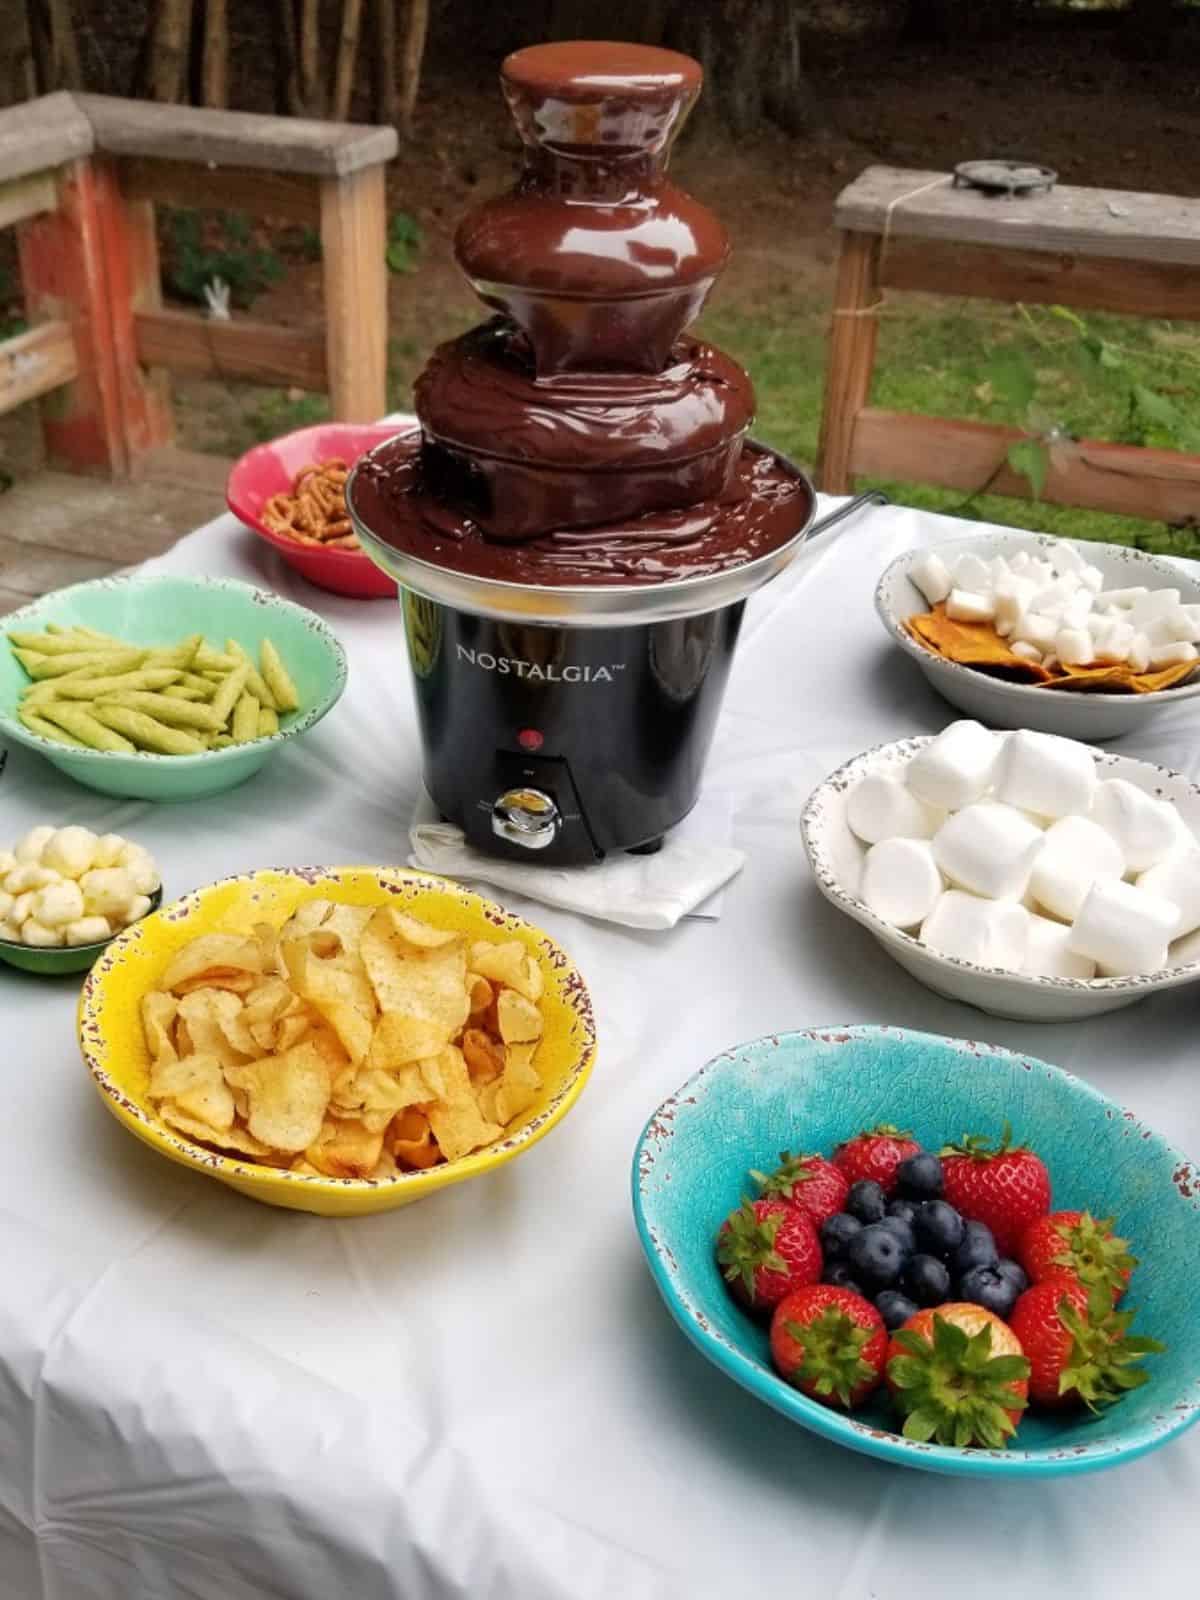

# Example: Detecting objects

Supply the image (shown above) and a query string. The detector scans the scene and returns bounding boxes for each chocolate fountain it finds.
[349,40,829,865]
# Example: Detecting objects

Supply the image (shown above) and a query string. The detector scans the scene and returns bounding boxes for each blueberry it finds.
[846,1179,887,1225]
[887,1198,920,1227]
[959,1264,1019,1319]
[822,1261,865,1295]
[896,1152,944,1201]
[819,1212,863,1262]
[847,1222,906,1288]
[878,1215,915,1256]
[951,1219,999,1278]
[901,1252,951,1308]
[875,1289,920,1331]
[994,1258,1028,1295]
[914,1199,966,1260]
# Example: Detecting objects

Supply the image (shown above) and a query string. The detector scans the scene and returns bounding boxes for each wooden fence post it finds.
[816,230,881,496]
[320,163,388,421]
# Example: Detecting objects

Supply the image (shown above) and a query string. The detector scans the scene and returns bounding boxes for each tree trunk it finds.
[0,0,35,104]
[1128,0,1177,59]
[200,0,227,106]
[397,0,428,134]
[298,0,322,114]
[664,0,817,139]
[30,0,82,90]
[371,0,397,127]
[142,0,195,101]
[274,0,304,114]
[330,0,364,121]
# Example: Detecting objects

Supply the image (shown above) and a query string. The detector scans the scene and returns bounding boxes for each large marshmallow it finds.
[906,721,1001,811]
[846,774,942,845]
[932,802,1044,901]
[952,553,993,592]
[920,892,1029,971]
[1090,779,1182,872]
[1028,815,1126,922]
[1137,848,1200,939]
[911,552,953,607]
[1067,878,1180,976]
[993,729,1097,820]
[1022,914,1096,980]
[946,589,995,623]
[860,839,944,929]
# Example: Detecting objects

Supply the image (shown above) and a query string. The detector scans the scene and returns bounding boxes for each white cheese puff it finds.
[42,826,98,879]
[9,891,34,924]
[65,916,113,946]
[91,833,127,869]
[0,919,21,942]
[79,866,137,918]
[4,862,61,895]
[118,845,160,896]
[118,893,153,928]
[33,879,86,928]
[0,850,15,875]
[0,891,11,921]
[21,918,64,947]
[14,825,55,863]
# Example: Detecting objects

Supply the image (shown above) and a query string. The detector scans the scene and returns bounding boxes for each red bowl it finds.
[226,421,418,599]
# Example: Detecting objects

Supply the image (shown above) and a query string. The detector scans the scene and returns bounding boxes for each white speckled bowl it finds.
[800,736,1200,1022]
[876,533,1200,739]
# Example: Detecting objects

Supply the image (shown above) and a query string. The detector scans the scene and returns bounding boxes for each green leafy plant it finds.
[385,211,423,274]
[162,208,285,309]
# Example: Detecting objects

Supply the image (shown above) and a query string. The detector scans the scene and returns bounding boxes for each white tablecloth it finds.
[3,498,1199,1600]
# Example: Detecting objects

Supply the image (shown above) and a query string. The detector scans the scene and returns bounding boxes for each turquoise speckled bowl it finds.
[0,575,347,801]
[632,1026,1200,1478]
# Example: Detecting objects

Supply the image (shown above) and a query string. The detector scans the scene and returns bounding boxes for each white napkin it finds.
[408,789,744,930]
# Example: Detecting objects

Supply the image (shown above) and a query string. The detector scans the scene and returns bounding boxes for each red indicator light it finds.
[517,728,544,752]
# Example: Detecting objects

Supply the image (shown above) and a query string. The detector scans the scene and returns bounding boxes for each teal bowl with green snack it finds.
[0,886,163,975]
[0,575,347,801]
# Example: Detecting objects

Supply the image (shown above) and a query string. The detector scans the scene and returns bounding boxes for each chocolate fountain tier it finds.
[415,321,754,540]
[347,431,815,626]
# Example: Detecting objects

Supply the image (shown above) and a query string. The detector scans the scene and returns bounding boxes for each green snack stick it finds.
[162,685,207,702]
[96,690,223,732]
[195,643,239,673]
[18,704,86,746]
[18,648,145,681]
[258,705,279,736]
[8,629,125,656]
[38,701,136,753]
[260,639,300,713]
[143,636,203,671]
[207,662,249,729]
[230,691,260,744]
[176,671,218,696]
[90,704,206,755]
[225,639,278,710]
[51,668,184,700]
[211,733,234,748]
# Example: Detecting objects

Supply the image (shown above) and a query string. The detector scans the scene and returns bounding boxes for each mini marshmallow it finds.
[1068,877,1179,976]
[1010,640,1042,663]
[952,553,993,592]
[1148,639,1198,669]
[14,825,55,863]
[1129,633,1150,673]
[1137,848,1200,939]
[1095,621,1134,665]
[79,866,137,918]
[932,802,1044,901]
[41,825,98,879]
[1091,778,1182,871]
[1022,913,1096,979]
[946,588,995,623]
[846,774,942,845]
[20,918,64,948]
[1050,540,1084,575]
[1031,578,1074,614]
[1029,815,1125,922]
[1131,588,1181,627]
[1168,603,1200,643]
[993,729,1097,820]
[1013,611,1059,653]
[92,833,127,869]
[994,577,1038,632]
[1009,551,1032,574]
[911,552,953,607]
[1098,587,1148,609]
[920,891,1029,971]
[32,879,85,929]
[1080,563,1104,593]
[1055,627,1093,667]
[65,916,112,947]
[991,556,1013,585]
[906,720,1001,811]
[860,839,944,929]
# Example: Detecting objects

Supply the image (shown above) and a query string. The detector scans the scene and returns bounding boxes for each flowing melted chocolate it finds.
[351,433,811,587]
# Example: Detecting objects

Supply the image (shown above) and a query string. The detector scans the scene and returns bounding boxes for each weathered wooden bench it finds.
[816,164,1200,524]
[0,91,397,476]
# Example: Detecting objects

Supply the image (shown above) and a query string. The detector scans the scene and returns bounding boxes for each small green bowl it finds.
[0,575,347,801]
[0,886,164,976]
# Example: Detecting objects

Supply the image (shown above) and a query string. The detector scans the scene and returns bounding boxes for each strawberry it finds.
[716,1198,822,1316]
[1009,1280,1164,1411]
[1018,1210,1136,1305]
[939,1122,1050,1255]
[886,1302,1030,1448]
[832,1125,921,1196]
[751,1150,849,1226]
[770,1285,887,1409]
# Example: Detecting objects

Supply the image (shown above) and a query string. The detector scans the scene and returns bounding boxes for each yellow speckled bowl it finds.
[77,866,597,1215]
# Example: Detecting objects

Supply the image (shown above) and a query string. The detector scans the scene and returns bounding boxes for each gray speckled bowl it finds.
[876,533,1200,739]
[800,736,1200,1022]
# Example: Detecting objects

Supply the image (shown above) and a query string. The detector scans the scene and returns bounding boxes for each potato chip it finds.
[362,1009,448,1070]
[462,1027,504,1083]
[493,1041,541,1125]
[421,1044,503,1163]
[283,939,377,1062]
[389,1108,442,1170]
[280,901,335,941]
[304,1117,385,1178]
[469,939,544,1002]
[275,1013,314,1052]
[371,1150,399,1180]
[242,976,296,1026]
[467,974,494,1017]
[141,991,178,1066]
[361,907,470,1040]
[497,989,544,1045]
[228,1040,331,1153]
[160,934,263,991]
[178,989,252,1071]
